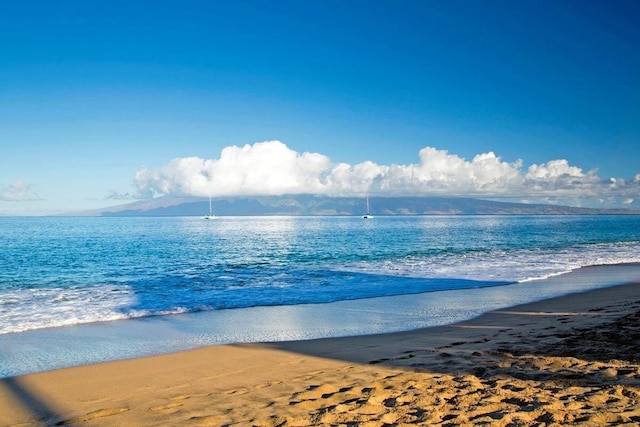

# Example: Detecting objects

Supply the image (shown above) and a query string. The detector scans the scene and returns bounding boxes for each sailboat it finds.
[362,196,373,219]
[204,195,216,220]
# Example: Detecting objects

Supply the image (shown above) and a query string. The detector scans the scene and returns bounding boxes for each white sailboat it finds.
[362,196,373,219]
[204,195,216,220]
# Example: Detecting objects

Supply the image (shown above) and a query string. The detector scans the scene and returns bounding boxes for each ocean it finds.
[1,215,640,377]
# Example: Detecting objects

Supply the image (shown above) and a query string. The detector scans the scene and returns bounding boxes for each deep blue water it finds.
[1,215,640,335]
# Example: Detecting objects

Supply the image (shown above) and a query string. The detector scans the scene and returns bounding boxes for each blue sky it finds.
[1,0,639,214]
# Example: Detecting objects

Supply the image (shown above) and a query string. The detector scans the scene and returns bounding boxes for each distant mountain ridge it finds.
[75,195,637,216]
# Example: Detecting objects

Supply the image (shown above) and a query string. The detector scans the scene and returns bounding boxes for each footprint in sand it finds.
[292,383,339,400]
[255,380,283,389]
[223,387,250,396]
[57,407,129,424]
[170,394,192,400]
[184,414,233,426]
[149,401,184,412]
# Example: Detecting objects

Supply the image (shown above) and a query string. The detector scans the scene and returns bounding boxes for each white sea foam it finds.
[0,284,136,334]
[340,241,640,284]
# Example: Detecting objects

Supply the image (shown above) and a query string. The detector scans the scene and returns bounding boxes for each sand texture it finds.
[2,282,640,426]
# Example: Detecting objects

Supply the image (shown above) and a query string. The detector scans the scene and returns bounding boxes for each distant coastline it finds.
[71,195,639,217]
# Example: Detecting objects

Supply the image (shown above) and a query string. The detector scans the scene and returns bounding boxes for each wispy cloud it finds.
[105,191,135,201]
[1,181,41,201]
[133,141,640,204]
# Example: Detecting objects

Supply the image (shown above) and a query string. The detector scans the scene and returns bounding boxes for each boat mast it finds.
[363,196,373,218]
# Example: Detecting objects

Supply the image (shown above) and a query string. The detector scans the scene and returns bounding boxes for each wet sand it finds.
[1,281,639,426]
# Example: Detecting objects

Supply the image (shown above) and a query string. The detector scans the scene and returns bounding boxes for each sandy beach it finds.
[2,280,640,426]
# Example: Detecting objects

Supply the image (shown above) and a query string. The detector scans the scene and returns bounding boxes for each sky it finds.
[1,0,639,215]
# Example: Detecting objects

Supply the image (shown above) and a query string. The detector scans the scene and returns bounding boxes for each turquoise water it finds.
[2,215,640,377]
[2,215,640,335]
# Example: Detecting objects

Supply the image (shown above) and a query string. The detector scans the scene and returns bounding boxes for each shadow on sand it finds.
[265,285,640,389]
[0,375,62,425]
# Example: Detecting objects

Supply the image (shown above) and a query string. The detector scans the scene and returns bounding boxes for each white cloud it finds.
[135,141,334,197]
[1,181,41,201]
[402,147,524,194]
[133,140,640,202]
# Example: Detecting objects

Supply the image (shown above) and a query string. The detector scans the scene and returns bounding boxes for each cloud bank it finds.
[134,140,640,205]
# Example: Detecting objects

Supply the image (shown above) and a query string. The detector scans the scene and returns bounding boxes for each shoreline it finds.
[2,276,640,425]
[1,263,640,380]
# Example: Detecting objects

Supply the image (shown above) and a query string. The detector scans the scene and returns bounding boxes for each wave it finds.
[340,241,640,284]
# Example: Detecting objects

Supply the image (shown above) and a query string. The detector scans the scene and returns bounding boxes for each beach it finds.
[2,279,639,426]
